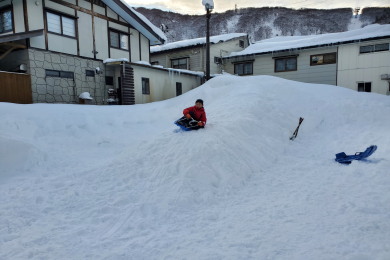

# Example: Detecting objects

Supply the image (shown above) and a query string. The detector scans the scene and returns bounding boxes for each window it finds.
[310,53,336,66]
[214,57,222,64]
[86,70,95,77]
[142,78,150,95]
[176,82,182,96]
[234,62,253,76]
[105,76,114,85]
[47,12,76,37]
[275,57,297,72]
[360,43,389,54]
[46,69,74,79]
[357,82,371,92]
[109,30,129,50]
[171,58,188,69]
[0,8,13,34]
[239,40,245,48]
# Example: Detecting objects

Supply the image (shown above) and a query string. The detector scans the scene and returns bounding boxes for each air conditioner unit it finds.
[380,74,390,80]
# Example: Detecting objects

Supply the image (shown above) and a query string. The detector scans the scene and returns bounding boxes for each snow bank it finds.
[0,76,389,259]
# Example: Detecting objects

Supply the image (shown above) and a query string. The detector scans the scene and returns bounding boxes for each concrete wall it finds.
[337,39,390,95]
[28,49,106,104]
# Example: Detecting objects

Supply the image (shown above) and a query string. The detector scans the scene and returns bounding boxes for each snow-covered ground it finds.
[1,75,389,259]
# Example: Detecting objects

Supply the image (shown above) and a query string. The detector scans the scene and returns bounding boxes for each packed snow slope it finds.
[1,75,389,260]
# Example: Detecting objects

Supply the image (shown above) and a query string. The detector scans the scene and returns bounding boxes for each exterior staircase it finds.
[120,64,135,105]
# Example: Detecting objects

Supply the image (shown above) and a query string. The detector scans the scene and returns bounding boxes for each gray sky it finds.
[126,0,389,14]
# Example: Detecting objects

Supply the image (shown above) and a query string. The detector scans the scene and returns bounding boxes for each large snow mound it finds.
[0,75,389,259]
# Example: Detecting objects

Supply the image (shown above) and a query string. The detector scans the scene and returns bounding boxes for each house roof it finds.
[101,0,166,45]
[150,33,248,53]
[227,24,390,58]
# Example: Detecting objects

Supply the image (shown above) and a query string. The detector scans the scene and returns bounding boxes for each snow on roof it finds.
[228,24,390,58]
[101,0,166,45]
[151,33,247,53]
[103,58,129,64]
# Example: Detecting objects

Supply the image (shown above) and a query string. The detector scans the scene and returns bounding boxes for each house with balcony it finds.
[221,24,390,95]
[150,33,249,76]
[0,0,202,104]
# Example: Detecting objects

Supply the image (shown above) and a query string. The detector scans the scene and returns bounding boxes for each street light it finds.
[202,0,214,81]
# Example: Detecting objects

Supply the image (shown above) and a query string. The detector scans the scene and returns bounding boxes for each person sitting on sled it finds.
[183,99,207,128]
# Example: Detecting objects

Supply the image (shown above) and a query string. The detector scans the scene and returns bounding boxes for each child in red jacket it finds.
[183,99,207,128]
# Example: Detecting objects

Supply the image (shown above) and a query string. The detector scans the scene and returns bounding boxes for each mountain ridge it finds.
[135,7,390,43]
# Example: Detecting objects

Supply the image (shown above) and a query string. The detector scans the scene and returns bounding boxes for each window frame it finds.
[109,29,129,50]
[46,11,76,38]
[234,61,253,76]
[171,57,189,70]
[274,56,297,72]
[357,82,372,92]
[142,77,150,95]
[359,43,389,54]
[310,52,337,66]
[0,6,13,34]
[176,82,182,96]
[86,70,95,77]
[45,69,74,79]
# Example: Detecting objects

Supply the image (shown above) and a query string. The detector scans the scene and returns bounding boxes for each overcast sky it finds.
[126,0,389,14]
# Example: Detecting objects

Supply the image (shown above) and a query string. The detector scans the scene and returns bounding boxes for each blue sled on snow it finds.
[174,116,202,131]
[335,145,377,165]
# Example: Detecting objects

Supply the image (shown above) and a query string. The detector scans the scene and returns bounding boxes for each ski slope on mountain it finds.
[1,75,389,259]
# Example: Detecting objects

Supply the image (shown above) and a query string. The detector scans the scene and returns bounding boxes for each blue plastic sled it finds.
[174,117,202,131]
[335,145,377,164]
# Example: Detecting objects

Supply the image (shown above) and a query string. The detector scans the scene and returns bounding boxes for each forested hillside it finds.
[136,7,390,43]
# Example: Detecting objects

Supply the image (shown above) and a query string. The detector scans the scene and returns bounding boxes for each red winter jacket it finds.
[183,106,207,125]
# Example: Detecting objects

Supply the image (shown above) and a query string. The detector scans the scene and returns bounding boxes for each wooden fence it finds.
[0,71,32,104]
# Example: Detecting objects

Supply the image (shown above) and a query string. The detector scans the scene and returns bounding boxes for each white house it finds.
[222,24,390,95]
[0,0,202,104]
[150,33,250,76]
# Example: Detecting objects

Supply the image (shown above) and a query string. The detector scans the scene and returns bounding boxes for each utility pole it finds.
[206,8,211,81]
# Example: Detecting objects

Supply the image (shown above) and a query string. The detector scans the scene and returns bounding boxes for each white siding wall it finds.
[224,47,338,85]
[110,48,130,60]
[78,12,94,58]
[13,0,25,33]
[27,0,45,49]
[132,65,202,104]
[337,39,390,95]
[45,0,75,16]
[140,34,150,62]
[150,36,249,74]
[130,29,140,62]
[210,36,248,74]
[78,0,91,9]
[95,17,109,60]
[48,34,78,55]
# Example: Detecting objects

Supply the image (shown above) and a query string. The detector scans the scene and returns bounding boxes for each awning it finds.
[0,29,44,44]
[0,29,44,60]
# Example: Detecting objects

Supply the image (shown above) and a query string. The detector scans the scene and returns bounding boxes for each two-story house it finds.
[0,0,202,104]
[150,33,250,76]
[222,24,390,95]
